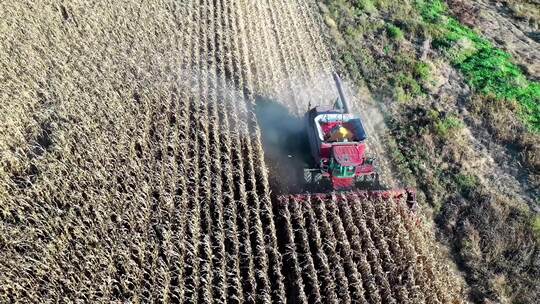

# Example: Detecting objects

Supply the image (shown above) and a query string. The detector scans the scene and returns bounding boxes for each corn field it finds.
[0,0,462,303]
[279,193,463,303]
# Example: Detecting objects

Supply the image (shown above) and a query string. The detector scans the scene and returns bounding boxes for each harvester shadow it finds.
[255,96,315,303]
[254,96,313,196]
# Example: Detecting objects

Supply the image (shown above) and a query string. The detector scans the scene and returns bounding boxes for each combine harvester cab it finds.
[304,72,377,191]
[305,105,376,190]
[299,72,417,210]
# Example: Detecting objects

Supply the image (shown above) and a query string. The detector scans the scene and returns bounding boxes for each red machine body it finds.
[305,105,376,190]
[303,73,377,190]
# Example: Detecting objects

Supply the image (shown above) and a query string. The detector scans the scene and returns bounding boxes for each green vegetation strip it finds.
[416,0,540,131]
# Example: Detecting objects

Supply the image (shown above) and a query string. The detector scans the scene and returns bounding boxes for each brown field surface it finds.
[278,193,463,303]
[0,0,463,303]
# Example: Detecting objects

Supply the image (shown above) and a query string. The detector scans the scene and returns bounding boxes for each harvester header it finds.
[277,71,416,209]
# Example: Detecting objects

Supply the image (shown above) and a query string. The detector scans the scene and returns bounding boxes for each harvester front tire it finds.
[313,172,322,183]
[304,169,312,183]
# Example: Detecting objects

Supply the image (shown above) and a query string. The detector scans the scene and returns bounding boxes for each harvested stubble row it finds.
[0,0,285,302]
[0,0,461,303]
[278,193,464,304]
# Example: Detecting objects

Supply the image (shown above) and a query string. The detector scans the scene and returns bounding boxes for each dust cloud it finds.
[255,96,312,195]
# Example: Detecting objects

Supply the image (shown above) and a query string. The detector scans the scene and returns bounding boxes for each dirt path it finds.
[434,1,540,208]
[431,60,539,207]
[450,0,540,80]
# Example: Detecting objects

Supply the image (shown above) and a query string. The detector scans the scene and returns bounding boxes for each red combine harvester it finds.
[304,72,378,190]
[279,72,417,220]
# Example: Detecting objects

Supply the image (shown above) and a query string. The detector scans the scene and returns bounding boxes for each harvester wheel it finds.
[356,172,381,189]
[313,172,322,183]
[364,156,375,165]
[304,169,313,183]
[304,169,322,184]
[374,172,381,188]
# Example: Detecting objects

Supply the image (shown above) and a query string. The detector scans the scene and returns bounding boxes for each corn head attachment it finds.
[279,188,418,210]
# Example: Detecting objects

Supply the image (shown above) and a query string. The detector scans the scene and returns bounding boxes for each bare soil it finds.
[449,0,540,80]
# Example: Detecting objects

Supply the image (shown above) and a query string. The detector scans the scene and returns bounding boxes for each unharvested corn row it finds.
[278,194,464,304]
[0,0,463,303]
